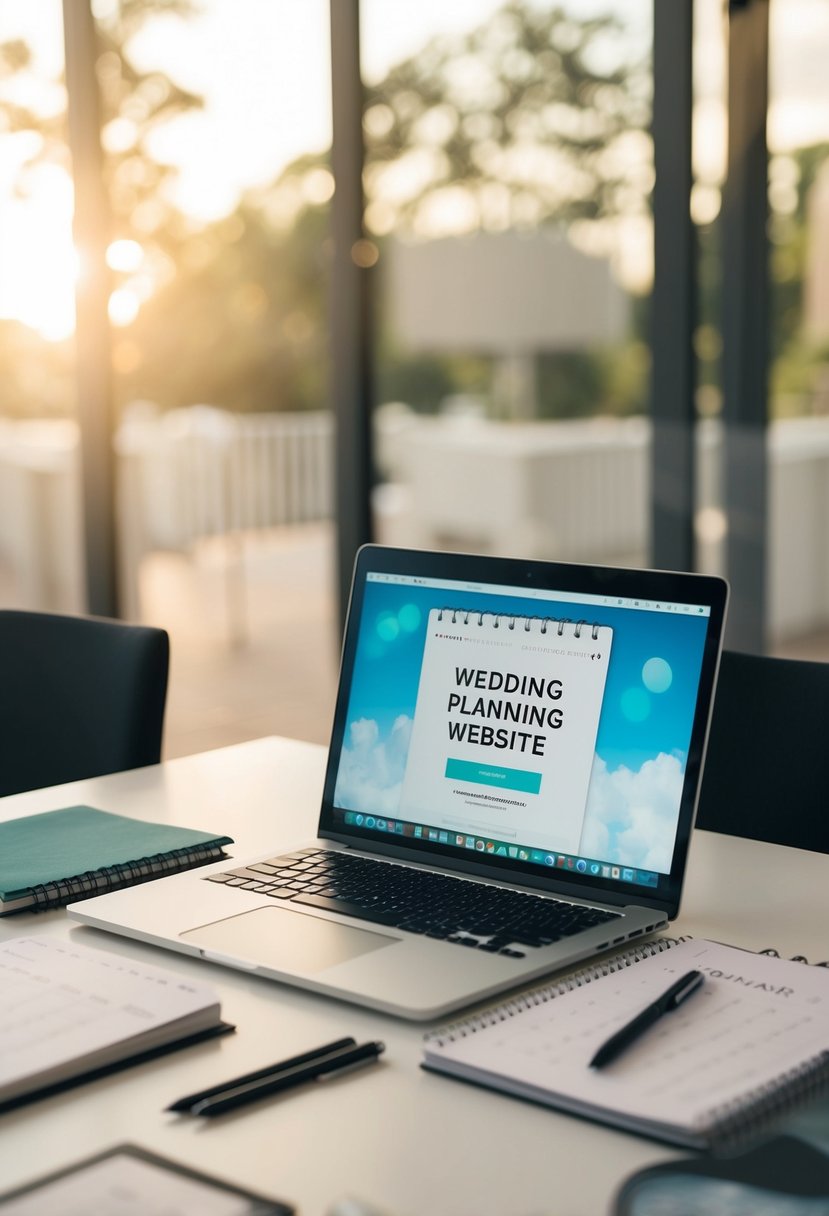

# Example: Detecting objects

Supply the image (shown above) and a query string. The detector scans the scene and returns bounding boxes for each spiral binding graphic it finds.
[29,842,227,911]
[435,608,605,641]
[424,936,682,1047]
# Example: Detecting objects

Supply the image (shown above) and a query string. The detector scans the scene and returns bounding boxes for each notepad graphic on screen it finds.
[399,610,613,854]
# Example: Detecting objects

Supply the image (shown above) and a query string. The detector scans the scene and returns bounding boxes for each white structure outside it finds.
[386,231,629,353]
[1,405,828,642]
[385,232,630,420]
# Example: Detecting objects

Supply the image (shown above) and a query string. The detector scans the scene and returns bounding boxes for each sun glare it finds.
[106,238,144,273]
[0,165,77,342]
[108,288,140,327]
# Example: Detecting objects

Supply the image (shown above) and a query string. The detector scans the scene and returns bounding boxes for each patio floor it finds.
[139,523,340,760]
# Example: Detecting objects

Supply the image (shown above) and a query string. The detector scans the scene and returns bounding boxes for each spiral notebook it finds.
[0,805,233,914]
[0,937,233,1112]
[422,938,829,1149]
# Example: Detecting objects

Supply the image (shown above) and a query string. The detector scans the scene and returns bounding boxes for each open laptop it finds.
[69,545,728,1021]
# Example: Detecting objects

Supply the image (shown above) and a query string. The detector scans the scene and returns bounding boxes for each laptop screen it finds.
[320,546,728,913]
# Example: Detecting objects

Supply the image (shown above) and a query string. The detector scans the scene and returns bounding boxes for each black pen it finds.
[182,1040,385,1117]
[589,970,704,1069]
[166,1037,357,1113]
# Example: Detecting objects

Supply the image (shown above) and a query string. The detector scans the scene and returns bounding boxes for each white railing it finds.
[2,404,829,642]
[0,418,85,611]
[373,413,651,567]
[117,404,333,551]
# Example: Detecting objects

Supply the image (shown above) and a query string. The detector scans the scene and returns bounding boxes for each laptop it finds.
[69,545,728,1021]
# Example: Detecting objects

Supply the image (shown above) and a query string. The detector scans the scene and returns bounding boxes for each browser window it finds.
[331,569,712,890]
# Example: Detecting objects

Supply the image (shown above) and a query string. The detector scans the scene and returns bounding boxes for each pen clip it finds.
[669,972,704,1008]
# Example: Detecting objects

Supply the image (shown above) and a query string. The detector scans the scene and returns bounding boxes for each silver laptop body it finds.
[69,546,728,1022]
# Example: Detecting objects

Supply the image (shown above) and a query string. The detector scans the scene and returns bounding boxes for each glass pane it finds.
[0,3,82,614]
[362,1,654,573]
[1,3,339,758]
[767,0,829,660]
[98,0,337,756]
[695,0,829,658]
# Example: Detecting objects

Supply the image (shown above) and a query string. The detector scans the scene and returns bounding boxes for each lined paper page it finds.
[0,937,220,1102]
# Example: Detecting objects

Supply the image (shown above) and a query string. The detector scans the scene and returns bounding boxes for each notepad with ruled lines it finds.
[422,938,829,1149]
[0,805,233,913]
[0,936,233,1110]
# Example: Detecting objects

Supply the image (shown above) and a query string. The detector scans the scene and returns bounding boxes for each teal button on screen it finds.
[445,757,542,795]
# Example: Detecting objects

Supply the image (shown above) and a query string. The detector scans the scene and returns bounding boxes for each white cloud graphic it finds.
[580,751,685,873]
[334,715,413,815]
[336,719,684,874]
[349,717,378,749]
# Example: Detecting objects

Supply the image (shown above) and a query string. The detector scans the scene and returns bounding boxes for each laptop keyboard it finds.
[205,849,621,959]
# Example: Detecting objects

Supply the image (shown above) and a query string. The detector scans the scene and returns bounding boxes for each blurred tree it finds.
[768,142,829,416]
[1,2,202,229]
[120,199,330,413]
[1,1,651,421]
[127,1,651,417]
[359,2,651,418]
[363,2,650,236]
[93,0,203,248]
[696,142,829,421]
[0,1,204,418]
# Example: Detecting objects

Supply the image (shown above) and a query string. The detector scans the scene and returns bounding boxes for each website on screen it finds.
[333,573,710,881]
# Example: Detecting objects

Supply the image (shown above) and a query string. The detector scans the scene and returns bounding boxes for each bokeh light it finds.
[642,656,673,694]
[621,686,651,722]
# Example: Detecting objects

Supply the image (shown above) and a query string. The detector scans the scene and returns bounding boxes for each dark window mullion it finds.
[63,0,119,618]
[329,0,374,632]
[650,0,696,574]
[721,0,770,652]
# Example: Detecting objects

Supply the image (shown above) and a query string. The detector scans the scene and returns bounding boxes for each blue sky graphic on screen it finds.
[333,578,709,875]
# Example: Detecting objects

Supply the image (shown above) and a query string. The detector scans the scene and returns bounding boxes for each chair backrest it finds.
[695,648,829,853]
[0,610,169,798]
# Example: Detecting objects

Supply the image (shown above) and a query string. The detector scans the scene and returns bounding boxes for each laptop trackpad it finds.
[181,906,399,974]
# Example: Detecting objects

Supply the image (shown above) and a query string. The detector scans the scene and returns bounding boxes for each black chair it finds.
[695,648,829,853]
[0,609,169,798]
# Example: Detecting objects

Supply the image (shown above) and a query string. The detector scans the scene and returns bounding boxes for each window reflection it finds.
[362,1,654,569]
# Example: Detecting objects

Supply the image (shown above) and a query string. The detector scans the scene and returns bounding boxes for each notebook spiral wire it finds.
[425,936,683,1047]
[700,1049,829,1148]
[425,936,829,1048]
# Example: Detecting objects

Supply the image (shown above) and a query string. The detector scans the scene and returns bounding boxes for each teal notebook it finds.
[0,806,234,914]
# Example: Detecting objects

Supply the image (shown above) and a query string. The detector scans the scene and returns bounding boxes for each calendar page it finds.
[0,937,222,1106]
[424,939,829,1147]
[399,609,613,854]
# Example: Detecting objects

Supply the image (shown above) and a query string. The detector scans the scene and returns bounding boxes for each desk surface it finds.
[0,735,826,1216]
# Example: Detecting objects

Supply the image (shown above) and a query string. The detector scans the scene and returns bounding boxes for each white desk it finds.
[0,736,826,1216]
